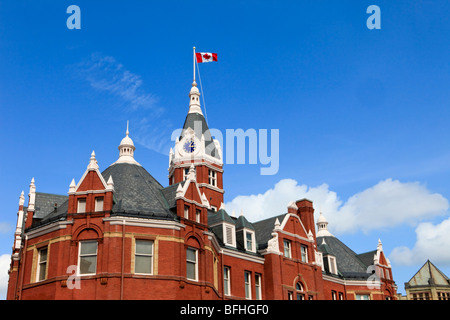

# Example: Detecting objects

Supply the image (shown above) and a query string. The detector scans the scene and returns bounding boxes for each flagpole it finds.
[193,46,196,82]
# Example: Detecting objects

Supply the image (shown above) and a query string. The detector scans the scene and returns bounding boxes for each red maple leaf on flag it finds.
[202,53,211,60]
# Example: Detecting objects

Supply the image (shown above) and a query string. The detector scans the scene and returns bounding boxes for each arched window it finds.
[296,282,305,300]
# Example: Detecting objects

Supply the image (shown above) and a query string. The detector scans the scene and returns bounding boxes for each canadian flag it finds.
[196,52,218,63]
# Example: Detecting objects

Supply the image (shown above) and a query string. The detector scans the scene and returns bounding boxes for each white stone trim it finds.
[26,221,73,239]
[104,216,185,230]
[221,248,265,265]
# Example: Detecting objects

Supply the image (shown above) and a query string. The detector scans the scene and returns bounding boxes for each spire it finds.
[316,211,333,237]
[28,177,36,212]
[113,121,141,166]
[188,81,203,115]
[87,150,99,170]
[68,178,76,194]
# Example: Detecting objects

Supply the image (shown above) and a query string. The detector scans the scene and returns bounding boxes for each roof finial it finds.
[126,120,129,136]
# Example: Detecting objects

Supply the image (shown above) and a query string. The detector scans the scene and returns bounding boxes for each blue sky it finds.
[1,1,450,298]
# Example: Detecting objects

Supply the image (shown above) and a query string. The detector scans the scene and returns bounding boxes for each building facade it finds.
[7,80,398,300]
[403,260,450,300]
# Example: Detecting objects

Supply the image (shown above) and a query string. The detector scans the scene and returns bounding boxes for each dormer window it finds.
[244,230,256,252]
[223,223,236,247]
[328,256,337,275]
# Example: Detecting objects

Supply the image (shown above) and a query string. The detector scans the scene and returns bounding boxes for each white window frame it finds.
[77,240,98,276]
[184,205,189,219]
[36,247,48,282]
[283,239,292,258]
[208,169,217,187]
[356,294,370,300]
[222,223,236,247]
[77,198,86,213]
[244,271,252,300]
[224,266,231,296]
[186,248,198,281]
[134,239,154,275]
[94,197,104,212]
[328,256,337,275]
[255,274,262,300]
[196,209,201,223]
[301,245,308,263]
[244,230,256,252]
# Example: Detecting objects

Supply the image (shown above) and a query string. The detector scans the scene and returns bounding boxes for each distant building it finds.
[7,79,398,300]
[404,260,450,300]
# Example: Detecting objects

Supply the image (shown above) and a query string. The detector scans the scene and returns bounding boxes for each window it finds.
[283,240,291,258]
[296,282,305,300]
[37,247,48,281]
[223,224,235,247]
[208,169,217,187]
[186,248,198,281]
[301,245,308,263]
[339,292,344,300]
[331,290,337,300]
[184,205,189,219]
[287,291,293,300]
[245,231,255,252]
[244,271,252,299]
[255,274,262,300]
[77,198,86,213]
[224,266,231,296]
[94,197,104,212]
[356,294,370,300]
[78,241,97,275]
[328,256,337,275]
[135,240,153,274]
[196,209,201,223]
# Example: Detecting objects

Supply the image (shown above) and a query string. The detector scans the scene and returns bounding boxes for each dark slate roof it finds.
[208,209,235,226]
[101,163,176,220]
[252,214,287,250]
[357,250,376,268]
[34,192,69,219]
[235,215,255,230]
[317,236,369,275]
[160,182,182,209]
[181,112,220,159]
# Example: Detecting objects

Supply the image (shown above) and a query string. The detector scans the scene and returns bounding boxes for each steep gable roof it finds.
[407,260,450,287]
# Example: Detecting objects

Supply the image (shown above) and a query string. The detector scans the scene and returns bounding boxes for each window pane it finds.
[80,256,97,274]
[77,199,86,213]
[136,240,153,255]
[80,241,97,255]
[135,256,152,274]
[39,248,48,262]
[186,248,196,262]
[186,262,196,280]
[95,198,104,212]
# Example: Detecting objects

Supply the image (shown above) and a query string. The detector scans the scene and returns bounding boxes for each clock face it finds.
[183,140,196,153]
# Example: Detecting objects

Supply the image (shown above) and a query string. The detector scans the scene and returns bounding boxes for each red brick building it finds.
[6,80,398,300]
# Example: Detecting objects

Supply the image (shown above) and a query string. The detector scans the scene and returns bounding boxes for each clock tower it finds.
[168,80,224,211]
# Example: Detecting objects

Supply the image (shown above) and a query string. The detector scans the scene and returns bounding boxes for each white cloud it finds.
[76,53,176,154]
[0,254,11,300]
[390,217,450,266]
[225,178,449,235]
[78,53,158,111]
